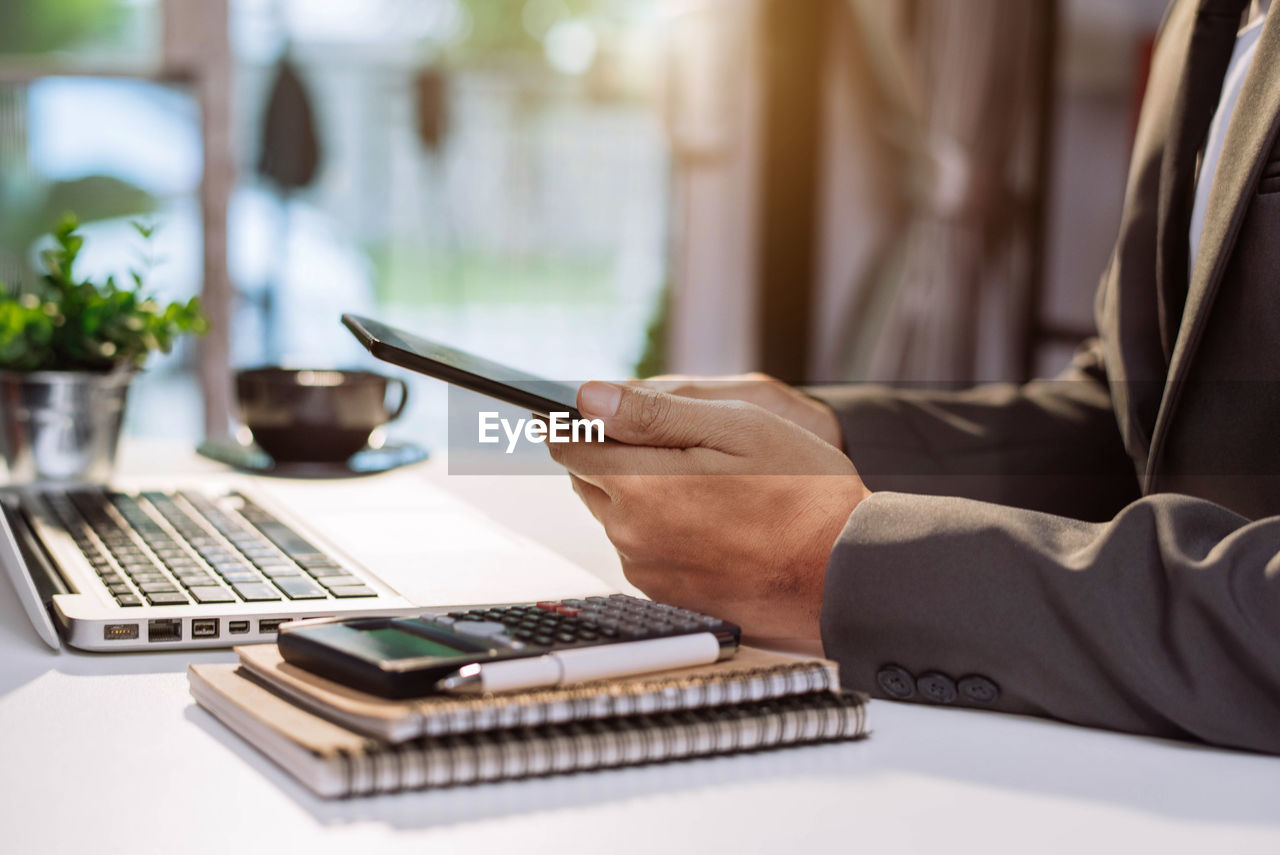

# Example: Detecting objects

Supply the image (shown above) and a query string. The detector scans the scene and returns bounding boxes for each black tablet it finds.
[342,313,584,419]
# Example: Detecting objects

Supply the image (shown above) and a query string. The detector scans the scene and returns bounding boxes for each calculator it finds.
[277,594,742,698]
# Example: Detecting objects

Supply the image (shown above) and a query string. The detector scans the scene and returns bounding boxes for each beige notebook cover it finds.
[188,663,868,799]
[236,643,841,743]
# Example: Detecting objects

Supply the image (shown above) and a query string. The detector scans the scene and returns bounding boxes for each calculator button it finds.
[555,632,576,644]
[555,606,581,617]
[453,620,506,638]
[535,601,558,611]
[431,615,457,626]
[532,634,554,646]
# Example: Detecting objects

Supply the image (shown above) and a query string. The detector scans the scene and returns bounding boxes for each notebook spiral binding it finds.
[415,660,836,737]
[343,692,867,796]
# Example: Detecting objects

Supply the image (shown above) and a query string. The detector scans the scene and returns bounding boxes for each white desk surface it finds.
[1,442,1277,854]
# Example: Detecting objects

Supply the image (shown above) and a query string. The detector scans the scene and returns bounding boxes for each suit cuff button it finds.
[876,665,917,699]
[916,671,958,704]
[958,675,1000,704]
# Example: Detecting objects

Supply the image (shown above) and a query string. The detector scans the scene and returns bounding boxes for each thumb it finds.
[577,381,730,448]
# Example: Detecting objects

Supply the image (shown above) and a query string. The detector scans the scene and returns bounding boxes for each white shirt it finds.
[1188,0,1271,271]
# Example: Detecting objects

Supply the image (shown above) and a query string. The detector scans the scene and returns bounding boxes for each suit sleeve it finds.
[806,339,1141,521]
[820,489,1280,754]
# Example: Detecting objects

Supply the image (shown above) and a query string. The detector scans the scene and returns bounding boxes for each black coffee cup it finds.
[235,367,409,463]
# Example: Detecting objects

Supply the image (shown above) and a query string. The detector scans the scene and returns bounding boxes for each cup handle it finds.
[385,378,409,421]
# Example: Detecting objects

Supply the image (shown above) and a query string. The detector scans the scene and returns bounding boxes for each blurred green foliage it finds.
[458,0,613,55]
[0,0,123,54]
[633,285,669,378]
[0,216,207,372]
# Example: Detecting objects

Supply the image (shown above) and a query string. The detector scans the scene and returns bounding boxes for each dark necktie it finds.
[1156,0,1251,360]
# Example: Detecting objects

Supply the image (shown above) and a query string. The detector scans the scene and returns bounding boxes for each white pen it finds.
[434,632,726,695]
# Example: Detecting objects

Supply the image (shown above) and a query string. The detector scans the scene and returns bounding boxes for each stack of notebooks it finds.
[189,645,869,798]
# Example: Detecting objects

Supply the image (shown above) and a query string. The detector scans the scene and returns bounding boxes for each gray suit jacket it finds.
[813,0,1280,754]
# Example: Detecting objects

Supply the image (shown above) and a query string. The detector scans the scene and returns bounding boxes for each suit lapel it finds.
[1147,8,1280,480]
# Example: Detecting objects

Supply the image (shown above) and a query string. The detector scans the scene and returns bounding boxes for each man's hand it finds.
[549,381,870,642]
[635,372,843,449]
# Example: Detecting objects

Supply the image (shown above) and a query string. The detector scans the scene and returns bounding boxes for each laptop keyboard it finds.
[40,489,379,608]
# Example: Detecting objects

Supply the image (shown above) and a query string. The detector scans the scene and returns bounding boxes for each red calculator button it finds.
[556,606,581,617]
[536,601,559,611]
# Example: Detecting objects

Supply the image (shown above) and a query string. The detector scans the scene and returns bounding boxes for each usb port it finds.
[258,618,286,634]
[192,618,219,639]
[228,620,250,635]
[104,624,139,641]
[147,619,182,643]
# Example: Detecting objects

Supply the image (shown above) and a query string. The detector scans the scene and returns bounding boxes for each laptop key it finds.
[115,594,142,607]
[220,570,263,583]
[107,582,132,595]
[260,565,303,578]
[328,584,377,598]
[189,586,237,604]
[139,582,179,594]
[232,582,282,601]
[274,576,328,600]
[303,564,349,577]
[145,591,189,605]
[316,574,364,589]
[130,573,170,585]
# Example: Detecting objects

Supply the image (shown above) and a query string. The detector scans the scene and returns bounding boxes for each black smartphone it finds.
[342,313,584,419]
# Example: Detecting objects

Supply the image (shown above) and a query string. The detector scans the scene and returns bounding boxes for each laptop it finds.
[0,470,614,652]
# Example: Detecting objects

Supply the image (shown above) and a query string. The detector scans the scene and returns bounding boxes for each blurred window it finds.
[0,76,205,439]
[230,0,671,447]
[0,0,671,449]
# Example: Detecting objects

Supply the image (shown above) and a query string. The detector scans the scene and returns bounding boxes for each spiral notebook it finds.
[234,642,843,743]
[189,662,868,798]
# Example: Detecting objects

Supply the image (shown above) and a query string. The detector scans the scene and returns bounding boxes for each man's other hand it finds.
[636,372,843,450]
[549,381,869,642]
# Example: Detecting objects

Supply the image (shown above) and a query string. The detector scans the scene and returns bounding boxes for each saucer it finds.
[197,437,429,478]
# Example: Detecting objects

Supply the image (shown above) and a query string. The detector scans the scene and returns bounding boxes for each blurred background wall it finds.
[0,0,1171,450]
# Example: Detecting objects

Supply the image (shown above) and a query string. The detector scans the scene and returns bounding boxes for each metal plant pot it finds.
[0,369,133,485]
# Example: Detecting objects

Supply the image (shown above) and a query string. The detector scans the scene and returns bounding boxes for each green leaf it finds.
[0,213,208,371]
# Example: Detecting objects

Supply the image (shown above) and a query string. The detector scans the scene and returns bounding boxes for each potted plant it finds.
[0,215,207,483]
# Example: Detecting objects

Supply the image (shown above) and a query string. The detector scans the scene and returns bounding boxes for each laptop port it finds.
[192,618,219,639]
[228,620,250,635]
[103,624,139,641]
[147,619,182,643]
[258,618,286,634]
